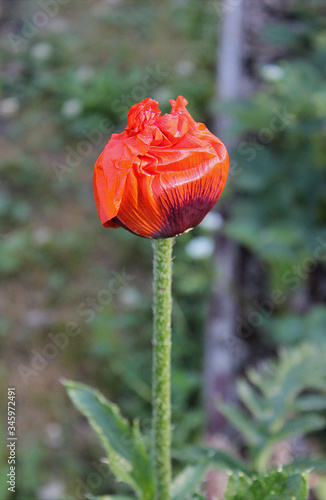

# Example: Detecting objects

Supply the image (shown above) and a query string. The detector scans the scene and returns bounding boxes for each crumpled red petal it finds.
[93,96,229,238]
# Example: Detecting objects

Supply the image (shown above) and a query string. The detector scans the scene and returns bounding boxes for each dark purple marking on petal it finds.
[154,176,223,239]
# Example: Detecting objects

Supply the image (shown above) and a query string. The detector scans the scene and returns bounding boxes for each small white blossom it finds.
[119,286,142,307]
[30,42,53,61]
[44,423,64,448]
[0,97,19,117]
[92,0,121,15]
[75,65,95,82]
[185,236,215,260]
[47,18,69,33]
[152,88,173,104]
[260,64,285,82]
[37,481,65,500]
[32,227,51,245]
[61,98,83,118]
[175,60,195,77]
[200,212,224,232]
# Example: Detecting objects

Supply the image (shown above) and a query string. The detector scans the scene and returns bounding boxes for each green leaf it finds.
[237,380,267,420]
[218,401,265,447]
[246,367,270,396]
[172,446,251,474]
[282,458,326,474]
[171,464,207,500]
[225,343,326,471]
[64,380,154,499]
[294,395,326,412]
[272,414,326,442]
[224,470,309,500]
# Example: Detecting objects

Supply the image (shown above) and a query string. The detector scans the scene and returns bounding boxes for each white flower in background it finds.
[175,59,195,77]
[37,481,65,500]
[185,236,215,260]
[61,98,83,118]
[119,286,142,308]
[32,227,51,245]
[200,212,224,232]
[30,42,53,61]
[260,64,285,82]
[0,97,19,117]
[152,87,173,104]
[47,17,69,33]
[44,423,64,448]
[24,309,53,329]
[75,65,95,82]
[92,0,121,16]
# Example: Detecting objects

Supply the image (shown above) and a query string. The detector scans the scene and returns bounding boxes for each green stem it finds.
[253,443,273,473]
[152,238,173,500]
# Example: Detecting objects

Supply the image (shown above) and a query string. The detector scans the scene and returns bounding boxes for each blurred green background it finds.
[0,0,326,498]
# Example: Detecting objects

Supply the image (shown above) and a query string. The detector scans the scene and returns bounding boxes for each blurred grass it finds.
[0,1,219,497]
[0,0,326,498]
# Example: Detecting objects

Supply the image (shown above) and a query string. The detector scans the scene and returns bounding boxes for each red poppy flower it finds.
[93,95,229,239]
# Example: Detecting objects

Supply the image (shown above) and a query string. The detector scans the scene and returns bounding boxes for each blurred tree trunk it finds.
[204,0,290,440]
[204,0,245,437]
[203,5,246,497]
[204,4,313,497]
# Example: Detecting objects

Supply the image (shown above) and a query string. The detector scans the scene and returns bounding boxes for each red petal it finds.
[93,95,229,238]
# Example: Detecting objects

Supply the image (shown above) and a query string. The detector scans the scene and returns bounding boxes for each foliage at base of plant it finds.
[224,470,309,500]
[64,341,326,498]
[64,381,214,499]
[218,343,326,472]
[64,381,154,500]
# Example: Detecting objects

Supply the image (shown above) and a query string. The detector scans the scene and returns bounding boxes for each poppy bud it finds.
[93,95,229,239]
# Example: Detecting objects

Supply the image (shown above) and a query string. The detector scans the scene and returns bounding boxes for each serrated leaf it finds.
[171,464,207,500]
[282,457,326,474]
[272,414,326,442]
[246,367,270,396]
[223,344,326,471]
[224,470,309,500]
[294,395,326,412]
[172,447,251,474]
[218,401,265,447]
[237,380,268,420]
[64,380,154,499]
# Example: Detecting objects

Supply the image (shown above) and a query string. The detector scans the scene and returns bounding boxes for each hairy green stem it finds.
[152,238,173,500]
